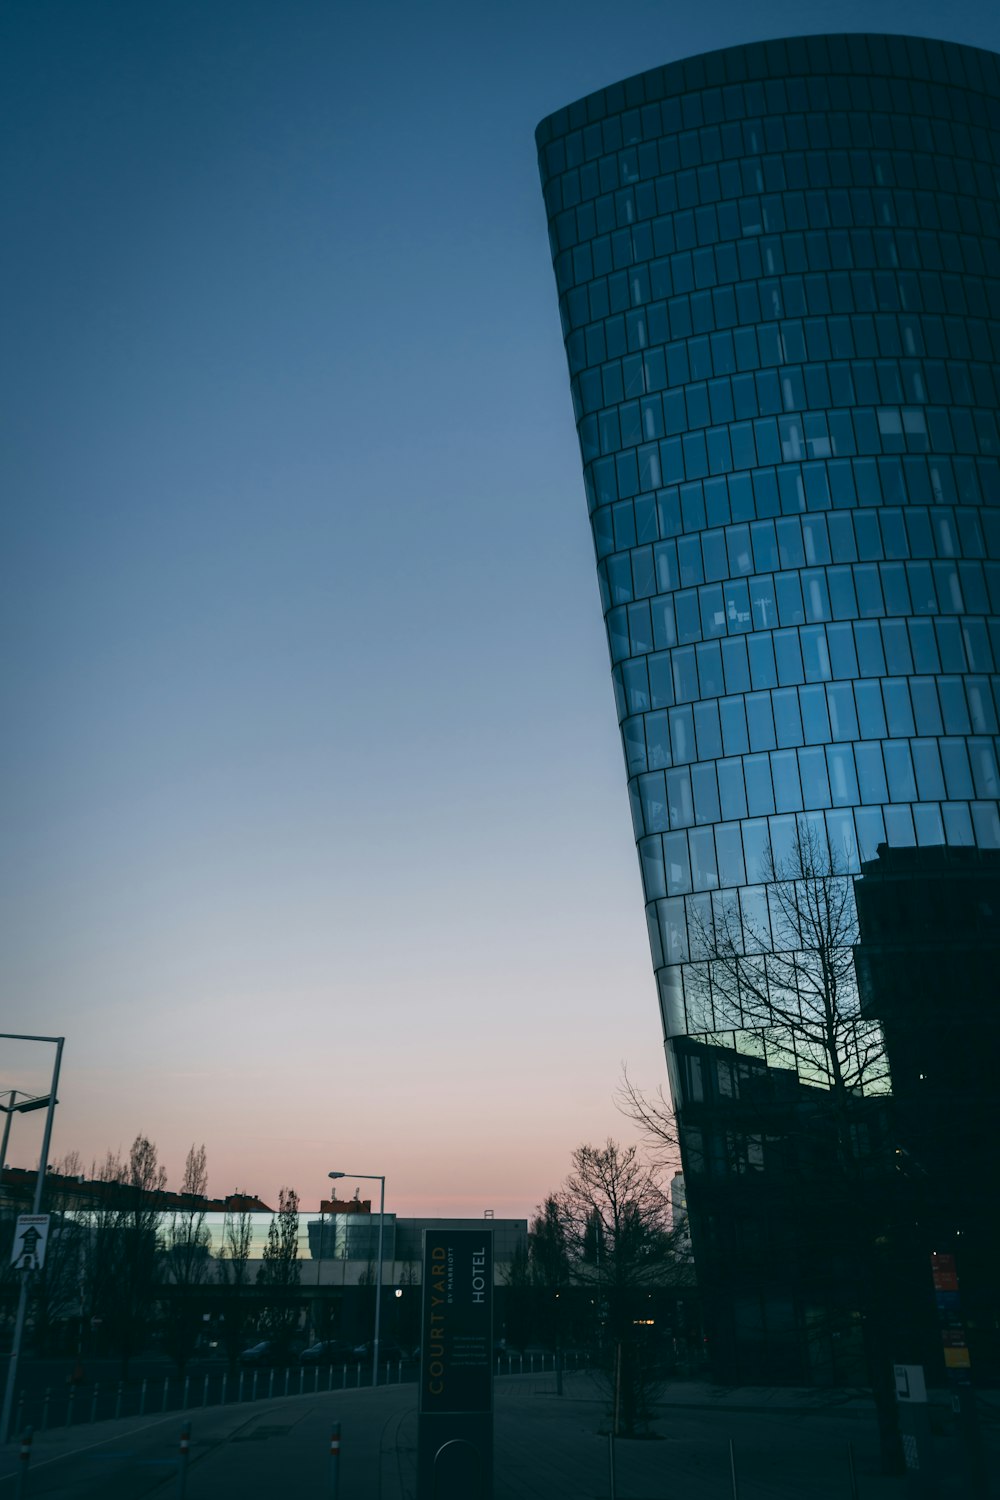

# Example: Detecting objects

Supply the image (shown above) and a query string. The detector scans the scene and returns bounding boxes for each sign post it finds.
[0,1034,64,1446]
[893,1364,937,1498]
[417,1229,493,1500]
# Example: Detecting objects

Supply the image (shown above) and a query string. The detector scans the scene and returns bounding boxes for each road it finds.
[0,1372,994,1498]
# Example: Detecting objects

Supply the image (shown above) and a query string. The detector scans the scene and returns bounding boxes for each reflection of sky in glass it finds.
[2,0,999,1218]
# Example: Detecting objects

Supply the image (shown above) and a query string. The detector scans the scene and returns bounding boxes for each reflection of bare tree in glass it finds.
[217,1198,254,1373]
[650,826,903,1473]
[692,824,888,1135]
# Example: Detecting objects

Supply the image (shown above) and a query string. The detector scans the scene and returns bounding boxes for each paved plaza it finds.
[0,1373,994,1498]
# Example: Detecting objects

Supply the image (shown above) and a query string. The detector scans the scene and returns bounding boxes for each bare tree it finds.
[117,1136,167,1372]
[163,1144,212,1372]
[80,1149,128,1358]
[78,1137,166,1373]
[553,1141,686,1436]
[616,1071,678,1166]
[217,1196,255,1372]
[31,1151,86,1354]
[257,1187,301,1344]
[528,1197,571,1355]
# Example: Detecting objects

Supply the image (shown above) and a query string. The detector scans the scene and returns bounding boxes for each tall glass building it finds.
[537,35,1000,1374]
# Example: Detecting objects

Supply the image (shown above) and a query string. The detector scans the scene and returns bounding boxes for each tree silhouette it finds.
[256,1187,301,1343]
[552,1140,686,1435]
[163,1144,212,1372]
[217,1195,255,1372]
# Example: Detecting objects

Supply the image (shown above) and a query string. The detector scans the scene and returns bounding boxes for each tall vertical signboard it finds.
[418,1229,493,1500]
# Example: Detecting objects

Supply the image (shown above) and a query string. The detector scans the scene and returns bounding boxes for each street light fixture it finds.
[329,1170,385,1386]
[0,1091,54,1180]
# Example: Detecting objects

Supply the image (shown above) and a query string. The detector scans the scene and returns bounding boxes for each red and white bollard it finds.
[16,1426,32,1500]
[177,1420,191,1498]
[329,1421,341,1499]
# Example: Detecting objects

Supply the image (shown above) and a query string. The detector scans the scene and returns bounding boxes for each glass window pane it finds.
[663,831,692,893]
[798,746,831,806]
[883,740,918,801]
[744,755,776,815]
[639,836,666,900]
[716,823,746,886]
[718,760,748,821]
[772,750,803,811]
[692,764,722,825]
[827,744,860,804]
[827,681,859,739]
[855,742,888,803]
[690,827,720,889]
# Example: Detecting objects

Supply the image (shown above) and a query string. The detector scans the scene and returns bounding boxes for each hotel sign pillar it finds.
[417,1229,493,1500]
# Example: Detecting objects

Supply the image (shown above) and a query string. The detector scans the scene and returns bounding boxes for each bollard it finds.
[267,1369,275,1400]
[183,1375,190,1409]
[16,1393,25,1435]
[16,1426,32,1500]
[299,1368,305,1396]
[341,1362,347,1389]
[115,1381,123,1420]
[140,1377,148,1417]
[203,1374,210,1407]
[177,1419,191,1499]
[162,1376,170,1414]
[283,1368,290,1398]
[607,1431,616,1500]
[329,1422,341,1500]
[847,1441,859,1500]
[222,1372,229,1406]
[729,1437,740,1500]
[90,1382,99,1423]
[252,1370,258,1402]
[41,1388,50,1432]
[66,1386,76,1427]
[355,1362,361,1388]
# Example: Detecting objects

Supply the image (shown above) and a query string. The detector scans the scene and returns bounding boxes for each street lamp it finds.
[0,1091,54,1180]
[329,1170,385,1386]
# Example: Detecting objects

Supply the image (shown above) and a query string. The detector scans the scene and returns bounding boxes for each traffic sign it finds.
[10,1215,50,1272]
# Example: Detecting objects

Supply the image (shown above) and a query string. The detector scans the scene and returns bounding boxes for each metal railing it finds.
[11,1348,587,1436]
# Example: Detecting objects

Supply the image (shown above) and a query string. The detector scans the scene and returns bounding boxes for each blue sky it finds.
[3,0,999,1216]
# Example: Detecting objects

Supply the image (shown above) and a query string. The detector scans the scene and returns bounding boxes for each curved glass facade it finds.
[537,35,1000,1092]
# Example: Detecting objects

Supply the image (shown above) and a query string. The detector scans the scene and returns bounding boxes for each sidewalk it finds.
[0,1373,993,1497]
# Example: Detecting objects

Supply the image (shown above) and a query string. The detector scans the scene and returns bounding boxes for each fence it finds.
[11,1349,586,1436]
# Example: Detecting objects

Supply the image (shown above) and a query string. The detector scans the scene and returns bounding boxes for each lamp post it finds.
[329,1170,385,1386]
[0,1033,64,1444]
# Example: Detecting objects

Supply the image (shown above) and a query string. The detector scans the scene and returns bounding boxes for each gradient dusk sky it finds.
[3,0,999,1218]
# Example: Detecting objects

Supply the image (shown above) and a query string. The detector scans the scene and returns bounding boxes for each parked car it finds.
[299,1340,356,1366]
[239,1340,288,1367]
[353,1339,406,1364]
